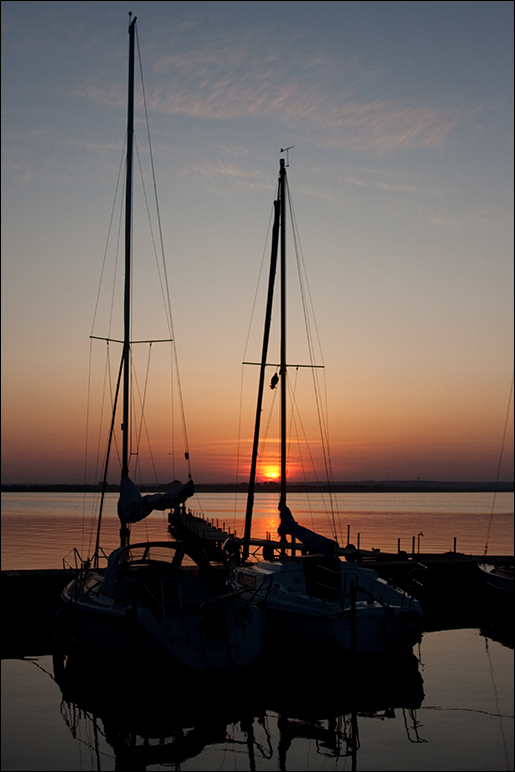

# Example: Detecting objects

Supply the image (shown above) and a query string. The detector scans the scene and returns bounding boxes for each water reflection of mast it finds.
[277,712,359,771]
[483,634,511,771]
[402,707,427,744]
[60,702,105,771]
[54,646,424,771]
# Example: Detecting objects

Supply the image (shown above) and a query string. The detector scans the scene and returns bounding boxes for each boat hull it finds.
[59,550,267,671]
[260,595,421,656]
[60,586,265,669]
[233,558,422,656]
[478,563,514,595]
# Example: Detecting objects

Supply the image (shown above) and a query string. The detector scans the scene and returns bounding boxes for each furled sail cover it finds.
[278,500,338,558]
[118,475,194,524]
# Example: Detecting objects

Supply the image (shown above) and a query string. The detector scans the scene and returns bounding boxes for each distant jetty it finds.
[2,480,513,494]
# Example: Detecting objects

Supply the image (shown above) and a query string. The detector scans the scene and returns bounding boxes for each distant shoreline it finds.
[2,481,513,494]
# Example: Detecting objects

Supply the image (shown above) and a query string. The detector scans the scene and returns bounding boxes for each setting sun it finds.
[263,465,280,480]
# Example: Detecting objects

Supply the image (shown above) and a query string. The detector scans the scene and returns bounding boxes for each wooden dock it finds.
[168,508,285,560]
[169,507,513,566]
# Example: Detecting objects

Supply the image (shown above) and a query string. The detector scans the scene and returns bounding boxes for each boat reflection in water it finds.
[53,646,424,771]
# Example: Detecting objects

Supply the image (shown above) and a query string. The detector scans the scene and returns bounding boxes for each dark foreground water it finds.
[1,625,513,771]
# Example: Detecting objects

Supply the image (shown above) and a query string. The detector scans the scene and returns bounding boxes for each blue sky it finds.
[2,1,513,484]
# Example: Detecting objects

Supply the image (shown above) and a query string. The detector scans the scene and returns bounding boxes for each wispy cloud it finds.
[429,212,461,227]
[67,138,123,154]
[81,33,467,155]
[189,161,266,181]
[144,36,465,153]
[149,80,461,154]
[346,176,417,192]
[2,161,32,183]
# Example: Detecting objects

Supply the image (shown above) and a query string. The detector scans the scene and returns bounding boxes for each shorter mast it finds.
[242,197,281,561]
[242,159,286,561]
[278,159,289,556]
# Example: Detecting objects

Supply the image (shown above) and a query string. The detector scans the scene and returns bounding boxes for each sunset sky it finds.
[2,0,513,485]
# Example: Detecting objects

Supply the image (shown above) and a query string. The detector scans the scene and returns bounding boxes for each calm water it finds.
[1,631,513,771]
[1,492,513,770]
[1,490,514,570]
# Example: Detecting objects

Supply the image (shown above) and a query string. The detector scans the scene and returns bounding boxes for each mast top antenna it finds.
[280,146,294,166]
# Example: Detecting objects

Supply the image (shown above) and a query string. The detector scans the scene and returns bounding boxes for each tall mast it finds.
[279,159,287,507]
[120,14,136,546]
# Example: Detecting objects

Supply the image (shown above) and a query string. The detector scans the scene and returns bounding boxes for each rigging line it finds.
[87,341,118,557]
[287,366,297,470]
[287,177,333,451]
[484,635,512,771]
[484,370,514,558]
[108,178,125,339]
[287,177,326,371]
[421,705,514,719]
[287,366,299,470]
[93,343,113,491]
[136,27,173,338]
[236,179,280,521]
[288,186,330,446]
[136,27,192,479]
[105,344,122,476]
[242,201,277,362]
[287,376,338,538]
[258,384,279,479]
[90,139,126,337]
[93,351,124,563]
[286,178,322,376]
[172,341,193,480]
[288,368,317,530]
[286,179,339,530]
[287,367,317,529]
[130,353,158,545]
[286,182,326,437]
[297,261,335,509]
[81,337,95,557]
[131,344,160,486]
[80,182,124,530]
[131,345,147,474]
[233,362,247,519]
[134,134,167,312]
[168,340,176,482]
